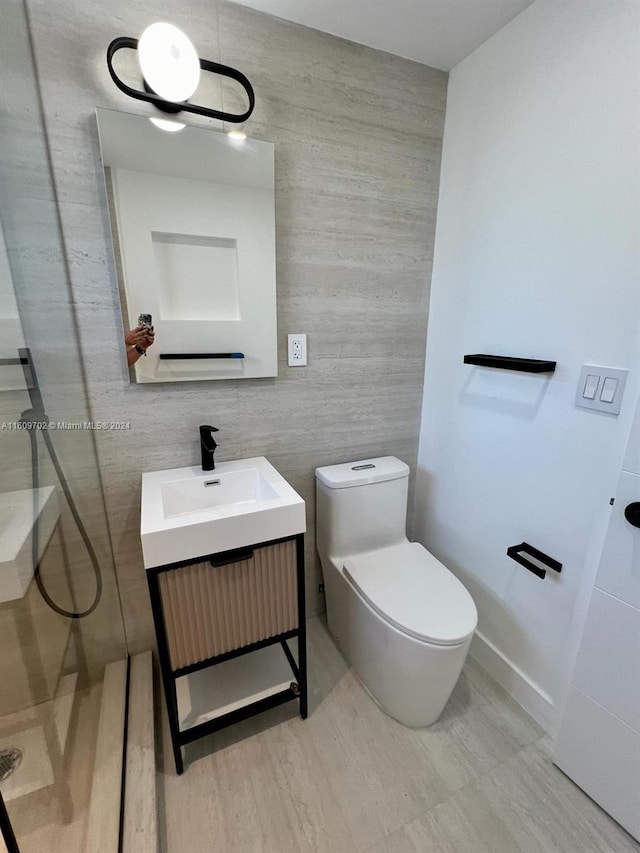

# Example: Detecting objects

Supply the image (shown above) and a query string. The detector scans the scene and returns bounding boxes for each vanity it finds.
[100,103,308,776]
[141,457,306,774]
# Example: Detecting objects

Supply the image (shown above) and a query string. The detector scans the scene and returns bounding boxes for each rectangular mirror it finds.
[96,108,277,383]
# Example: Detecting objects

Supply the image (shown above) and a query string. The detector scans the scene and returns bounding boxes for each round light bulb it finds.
[138,23,200,103]
[149,117,186,133]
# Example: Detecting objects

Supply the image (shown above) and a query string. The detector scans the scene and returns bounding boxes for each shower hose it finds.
[23,409,102,619]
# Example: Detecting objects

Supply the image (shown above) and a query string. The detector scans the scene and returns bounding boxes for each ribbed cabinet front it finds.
[158,539,298,671]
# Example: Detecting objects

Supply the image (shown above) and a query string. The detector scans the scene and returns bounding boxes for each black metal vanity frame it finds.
[147,533,307,775]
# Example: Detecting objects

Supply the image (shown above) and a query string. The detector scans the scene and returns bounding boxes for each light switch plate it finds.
[575,365,628,415]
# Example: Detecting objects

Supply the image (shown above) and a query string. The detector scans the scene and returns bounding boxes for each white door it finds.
[554,398,640,840]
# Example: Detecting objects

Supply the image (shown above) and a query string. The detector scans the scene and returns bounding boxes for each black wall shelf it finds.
[464,354,556,373]
[159,352,245,360]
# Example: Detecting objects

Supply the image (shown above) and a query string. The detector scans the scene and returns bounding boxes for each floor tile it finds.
[157,617,639,853]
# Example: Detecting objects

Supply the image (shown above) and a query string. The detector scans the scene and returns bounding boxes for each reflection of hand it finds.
[126,324,155,367]
[125,325,149,347]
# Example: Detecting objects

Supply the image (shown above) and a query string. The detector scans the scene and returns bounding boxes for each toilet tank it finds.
[315,457,409,561]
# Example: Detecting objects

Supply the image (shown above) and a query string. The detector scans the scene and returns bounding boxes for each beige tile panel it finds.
[122,651,156,853]
[85,658,127,853]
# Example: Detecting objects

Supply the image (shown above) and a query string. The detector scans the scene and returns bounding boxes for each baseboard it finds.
[470,630,556,732]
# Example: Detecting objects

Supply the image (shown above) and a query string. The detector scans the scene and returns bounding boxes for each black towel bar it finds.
[506,542,562,580]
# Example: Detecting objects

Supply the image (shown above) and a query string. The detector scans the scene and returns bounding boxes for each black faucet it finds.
[199,425,219,471]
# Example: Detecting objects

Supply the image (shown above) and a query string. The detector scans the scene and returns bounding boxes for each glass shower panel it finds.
[0,1,128,850]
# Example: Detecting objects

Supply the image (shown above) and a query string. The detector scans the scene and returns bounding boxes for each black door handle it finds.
[624,502,640,529]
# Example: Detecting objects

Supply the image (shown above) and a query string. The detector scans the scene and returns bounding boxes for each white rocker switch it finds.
[600,377,618,403]
[582,374,599,400]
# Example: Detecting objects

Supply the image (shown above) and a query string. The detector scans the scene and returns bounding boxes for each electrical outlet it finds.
[287,333,307,366]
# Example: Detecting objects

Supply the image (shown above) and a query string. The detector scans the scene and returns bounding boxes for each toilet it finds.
[315,456,477,728]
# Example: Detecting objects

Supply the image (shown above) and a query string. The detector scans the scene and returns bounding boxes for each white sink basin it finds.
[161,468,280,518]
[0,487,59,603]
[141,457,306,569]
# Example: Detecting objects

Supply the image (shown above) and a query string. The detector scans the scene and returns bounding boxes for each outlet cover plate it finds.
[287,333,307,366]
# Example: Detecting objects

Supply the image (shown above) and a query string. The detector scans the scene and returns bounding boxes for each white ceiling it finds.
[226,0,534,71]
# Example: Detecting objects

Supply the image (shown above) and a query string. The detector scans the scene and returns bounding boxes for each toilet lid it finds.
[343,542,478,646]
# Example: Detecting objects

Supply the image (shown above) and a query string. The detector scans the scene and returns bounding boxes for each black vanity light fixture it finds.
[106,22,255,126]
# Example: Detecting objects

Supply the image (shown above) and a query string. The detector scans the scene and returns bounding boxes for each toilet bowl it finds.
[315,456,477,728]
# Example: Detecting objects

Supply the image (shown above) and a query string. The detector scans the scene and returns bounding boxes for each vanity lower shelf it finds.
[176,640,299,733]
